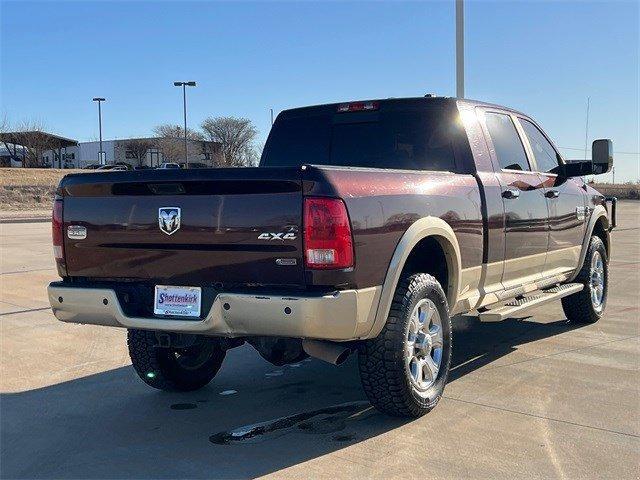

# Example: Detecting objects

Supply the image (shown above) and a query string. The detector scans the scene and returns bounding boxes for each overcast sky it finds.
[1,1,638,181]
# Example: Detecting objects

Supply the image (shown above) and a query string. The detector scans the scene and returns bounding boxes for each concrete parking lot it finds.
[1,202,638,479]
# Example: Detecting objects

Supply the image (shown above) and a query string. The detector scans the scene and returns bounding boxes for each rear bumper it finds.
[48,283,382,341]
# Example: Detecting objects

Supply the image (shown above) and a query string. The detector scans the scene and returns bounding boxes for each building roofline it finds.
[0,131,78,147]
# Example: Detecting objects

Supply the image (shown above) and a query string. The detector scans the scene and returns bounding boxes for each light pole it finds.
[92,97,106,164]
[173,81,196,167]
[455,0,464,98]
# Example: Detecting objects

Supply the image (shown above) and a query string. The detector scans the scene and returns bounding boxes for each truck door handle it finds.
[502,189,520,199]
[545,190,560,198]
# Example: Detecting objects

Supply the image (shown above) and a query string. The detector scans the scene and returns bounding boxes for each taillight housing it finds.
[304,197,354,269]
[52,198,64,260]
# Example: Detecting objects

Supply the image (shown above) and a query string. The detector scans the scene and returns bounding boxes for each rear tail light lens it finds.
[52,199,64,260]
[304,197,354,269]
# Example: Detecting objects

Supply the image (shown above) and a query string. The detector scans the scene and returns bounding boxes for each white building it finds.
[44,137,221,168]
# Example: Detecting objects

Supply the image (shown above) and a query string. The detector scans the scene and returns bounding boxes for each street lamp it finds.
[173,81,196,167]
[92,97,106,164]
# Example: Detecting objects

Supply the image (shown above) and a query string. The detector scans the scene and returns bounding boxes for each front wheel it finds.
[358,273,452,417]
[127,330,226,391]
[561,236,609,324]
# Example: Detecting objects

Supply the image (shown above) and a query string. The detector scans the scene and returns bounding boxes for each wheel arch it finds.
[569,205,610,282]
[365,217,462,338]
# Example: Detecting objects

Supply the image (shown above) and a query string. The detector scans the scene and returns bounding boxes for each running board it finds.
[478,283,583,322]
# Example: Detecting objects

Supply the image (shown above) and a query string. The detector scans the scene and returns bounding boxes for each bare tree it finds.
[123,139,155,167]
[153,124,204,164]
[0,115,12,156]
[200,116,259,167]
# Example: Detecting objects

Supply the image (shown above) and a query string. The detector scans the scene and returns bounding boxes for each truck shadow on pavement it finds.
[1,316,582,479]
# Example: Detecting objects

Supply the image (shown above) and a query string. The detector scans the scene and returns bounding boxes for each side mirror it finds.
[592,139,613,174]
[559,139,614,177]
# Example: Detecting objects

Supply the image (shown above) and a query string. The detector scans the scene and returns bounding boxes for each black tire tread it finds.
[127,329,225,392]
[358,273,452,417]
[561,236,608,324]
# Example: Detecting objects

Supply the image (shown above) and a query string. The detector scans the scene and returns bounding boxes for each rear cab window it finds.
[484,112,531,172]
[260,100,463,172]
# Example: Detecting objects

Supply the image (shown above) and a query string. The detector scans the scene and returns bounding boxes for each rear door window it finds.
[519,118,561,174]
[261,106,459,171]
[484,112,530,171]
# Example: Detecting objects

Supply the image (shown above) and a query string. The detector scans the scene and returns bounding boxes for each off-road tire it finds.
[561,236,608,324]
[358,273,452,417]
[127,329,226,391]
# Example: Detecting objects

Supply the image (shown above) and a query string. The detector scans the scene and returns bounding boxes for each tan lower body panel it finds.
[454,246,582,313]
[48,284,382,341]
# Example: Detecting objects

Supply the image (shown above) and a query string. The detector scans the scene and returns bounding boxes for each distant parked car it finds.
[158,162,181,169]
[97,163,132,171]
[181,162,208,169]
[84,164,101,170]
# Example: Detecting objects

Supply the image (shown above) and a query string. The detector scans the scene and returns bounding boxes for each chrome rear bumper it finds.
[48,283,381,341]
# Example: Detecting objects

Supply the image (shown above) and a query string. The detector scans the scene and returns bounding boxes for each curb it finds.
[0,217,50,224]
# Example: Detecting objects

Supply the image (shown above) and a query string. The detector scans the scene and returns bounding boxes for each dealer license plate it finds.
[154,285,202,318]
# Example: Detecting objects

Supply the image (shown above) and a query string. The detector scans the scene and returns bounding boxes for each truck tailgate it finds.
[60,168,304,287]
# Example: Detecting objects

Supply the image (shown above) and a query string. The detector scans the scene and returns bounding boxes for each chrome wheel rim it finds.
[590,251,605,312]
[405,299,443,392]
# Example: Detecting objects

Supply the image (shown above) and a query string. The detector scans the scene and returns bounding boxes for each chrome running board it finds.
[478,283,583,322]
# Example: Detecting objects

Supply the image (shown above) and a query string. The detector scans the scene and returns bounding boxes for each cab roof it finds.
[278,96,530,120]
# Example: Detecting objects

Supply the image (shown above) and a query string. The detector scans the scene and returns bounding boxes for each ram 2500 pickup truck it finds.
[48,97,615,417]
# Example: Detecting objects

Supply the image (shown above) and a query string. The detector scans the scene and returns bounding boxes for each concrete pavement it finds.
[1,202,638,479]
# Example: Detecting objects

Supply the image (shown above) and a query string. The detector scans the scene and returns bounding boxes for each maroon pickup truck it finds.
[48,97,615,417]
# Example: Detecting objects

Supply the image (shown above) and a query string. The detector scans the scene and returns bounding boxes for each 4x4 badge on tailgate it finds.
[159,207,181,235]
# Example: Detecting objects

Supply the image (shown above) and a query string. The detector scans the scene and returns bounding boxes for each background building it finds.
[44,137,222,168]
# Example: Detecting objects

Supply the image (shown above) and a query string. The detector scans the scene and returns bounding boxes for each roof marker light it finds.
[337,101,379,113]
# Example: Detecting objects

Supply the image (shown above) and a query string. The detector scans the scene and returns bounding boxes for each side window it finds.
[484,112,530,171]
[519,118,561,174]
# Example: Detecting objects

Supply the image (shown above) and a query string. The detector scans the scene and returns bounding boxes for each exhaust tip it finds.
[302,339,351,365]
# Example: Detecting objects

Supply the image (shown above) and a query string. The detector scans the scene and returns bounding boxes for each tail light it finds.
[304,197,354,269]
[52,198,64,260]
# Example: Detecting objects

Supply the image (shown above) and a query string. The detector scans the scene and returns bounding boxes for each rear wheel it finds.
[358,273,452,417]
[561,236,608,324]
[127,330,226,391]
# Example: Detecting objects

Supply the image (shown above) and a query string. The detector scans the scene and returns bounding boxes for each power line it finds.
[559,146,640,155]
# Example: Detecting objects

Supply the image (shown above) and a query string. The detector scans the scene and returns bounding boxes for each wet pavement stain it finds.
[170,403,197,410]
[297,415,345,434]
[209,401,371,445]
